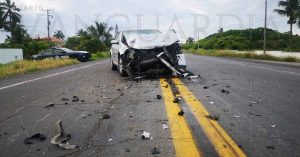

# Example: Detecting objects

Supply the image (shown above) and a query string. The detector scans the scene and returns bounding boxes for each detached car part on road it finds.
[110,29,187,77]
[32,48,91,62]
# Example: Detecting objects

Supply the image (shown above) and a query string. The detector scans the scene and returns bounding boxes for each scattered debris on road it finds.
[61,98,69,101]
[24,133,46,144]
[162,124,169,129]
[221,89,230,94]
[141,131,150,139]
[58,141,77,150]
[125,148,131,152]
[156,95,162,99]
[44,102,55,108]
[178,110,185,116]
[72,96,79,102]
[266,145,276,149]
[102,114,111,119]
[223,109,229,112]
[248,112,261,117]
[151,147,160,155]
[248,97,262,105]
[206,114,220,121]
[97,100,103,103]
[173,97,181,103]
[51,120,77,150]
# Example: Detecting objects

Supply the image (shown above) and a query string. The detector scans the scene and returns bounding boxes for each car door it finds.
[53,49,68,59]
[111,32,122,65]
[42,49,54,59]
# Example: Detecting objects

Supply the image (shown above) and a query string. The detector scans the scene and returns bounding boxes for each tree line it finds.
[0,0,113,59]
[183,28,300,51]
[185,0,300,52]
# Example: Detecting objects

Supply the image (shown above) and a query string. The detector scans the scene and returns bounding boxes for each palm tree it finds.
[53,30,65,40]
[88,22,112,41]
[274,0,300,52]
[77,29,88,36]
[186,37,194,44]
[6,24,29,44]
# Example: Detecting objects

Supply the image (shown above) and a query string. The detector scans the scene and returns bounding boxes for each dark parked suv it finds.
[32,48,91,62]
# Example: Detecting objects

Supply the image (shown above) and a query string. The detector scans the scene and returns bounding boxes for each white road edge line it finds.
[220,58,300,75]
[0,60,109,91]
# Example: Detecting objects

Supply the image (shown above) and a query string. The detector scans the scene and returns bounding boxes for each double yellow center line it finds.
[160,78,247,157]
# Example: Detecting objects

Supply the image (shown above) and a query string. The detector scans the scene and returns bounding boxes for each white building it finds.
[0,49,23,64]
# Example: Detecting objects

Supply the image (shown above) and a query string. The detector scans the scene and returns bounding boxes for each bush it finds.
[91,51,110,61]
[183,28,300,51]
[65,36,107,53]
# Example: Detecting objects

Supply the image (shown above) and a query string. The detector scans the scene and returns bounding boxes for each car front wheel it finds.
[111,57,117,71]
[118,55,126,77]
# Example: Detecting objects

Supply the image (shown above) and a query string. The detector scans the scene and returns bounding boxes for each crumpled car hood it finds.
[125,31,179,49]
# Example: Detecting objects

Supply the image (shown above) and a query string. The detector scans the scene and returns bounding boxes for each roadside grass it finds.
[184,49,300,63]
[90,51,110,61]
[0,59,79,79]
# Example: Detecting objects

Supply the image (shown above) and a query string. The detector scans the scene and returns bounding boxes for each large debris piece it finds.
[24,133,46,144]
[51,120,77,150]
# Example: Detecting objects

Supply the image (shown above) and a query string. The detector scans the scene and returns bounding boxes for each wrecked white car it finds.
[110,29,187,77]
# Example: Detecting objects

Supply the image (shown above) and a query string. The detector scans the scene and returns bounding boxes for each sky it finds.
[0,0,299,43]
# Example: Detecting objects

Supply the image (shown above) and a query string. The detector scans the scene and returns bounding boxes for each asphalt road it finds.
[0,54,299,157]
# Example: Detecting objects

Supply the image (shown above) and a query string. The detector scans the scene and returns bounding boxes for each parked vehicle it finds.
[110,29,186,77]
[32,48,91,62]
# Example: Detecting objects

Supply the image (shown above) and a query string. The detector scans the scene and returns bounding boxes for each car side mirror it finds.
[111,40,119,44]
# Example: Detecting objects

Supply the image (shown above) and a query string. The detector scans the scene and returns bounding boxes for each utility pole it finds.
[263,0,267,55]
[43,9,54,40]
[197,28,200,50]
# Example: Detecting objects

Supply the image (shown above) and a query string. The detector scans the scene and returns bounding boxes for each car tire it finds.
[111,58,117,71]
[118,55,127,77]
[77,56,88,62]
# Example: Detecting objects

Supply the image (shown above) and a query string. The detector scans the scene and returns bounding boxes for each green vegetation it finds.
[184,0,300,53]
[0,40,55,59]
[183,28,300,51]
[53,30,65,40]
[0,0,57,59]
[0,59,79,79]
[90,51,110,61]
[65,22,113,54]
[1,1,113,59]
[184,49,300,63]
